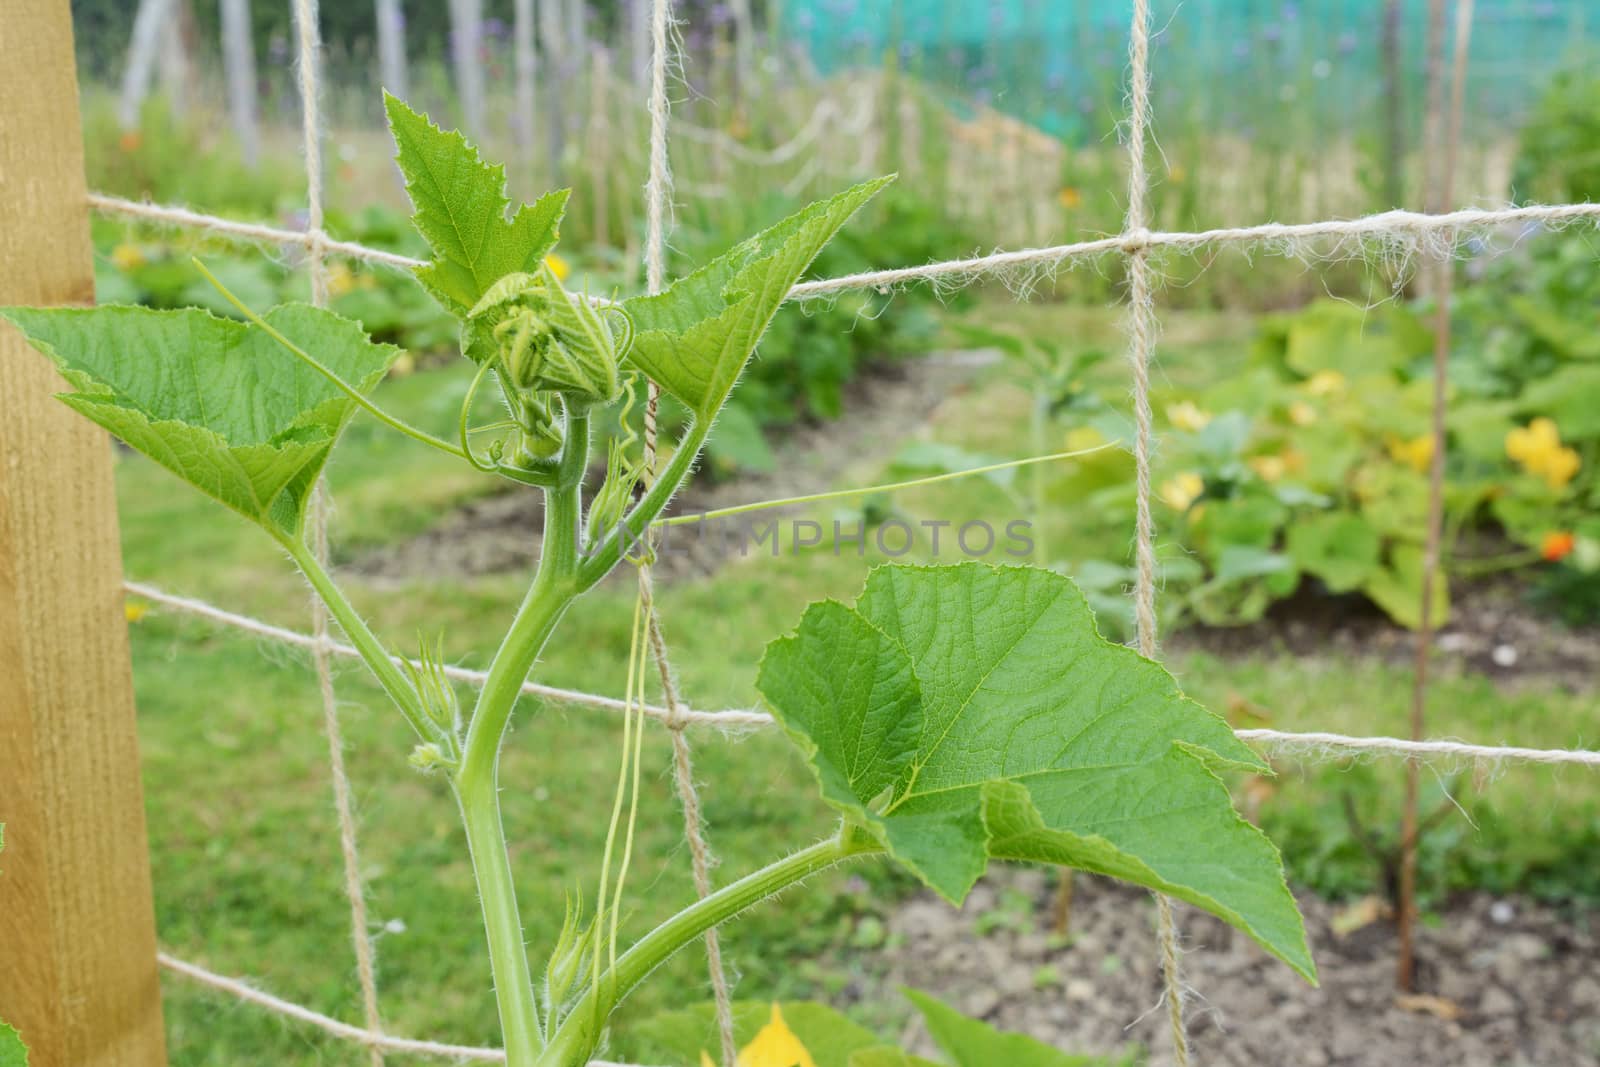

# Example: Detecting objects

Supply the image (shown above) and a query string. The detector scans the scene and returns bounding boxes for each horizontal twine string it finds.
[124,580,1600,766]
[89,192,1600,300]
[160,953,652,1065]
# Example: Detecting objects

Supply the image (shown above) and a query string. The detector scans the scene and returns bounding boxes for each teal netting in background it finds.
[782,0,1597,142]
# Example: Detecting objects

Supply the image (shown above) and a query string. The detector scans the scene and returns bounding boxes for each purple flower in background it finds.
[1262,23,1282,43]
[1045,68,1067,90]
[1337,31,1358,54]
[796,9,814,29]
[898,41,917,60]
[483,17,507,39]
[1283,2,1299,21]
[709,3,732,26]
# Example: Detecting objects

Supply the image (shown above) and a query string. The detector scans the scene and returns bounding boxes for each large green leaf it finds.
[621,176,893,421]
[1,304,400,536]
[385,93,568,318]
[904,989,1129,1067]
[1283,299,1427,379]
[757,563,1314,983]
[0,1022,26,1067]
[1286,512,1381,593]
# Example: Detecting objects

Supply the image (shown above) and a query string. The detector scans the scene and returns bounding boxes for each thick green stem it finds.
[458,775,545,1066]
[451,409,589,1060]
[279,533,432,742]
[539,827,884,1067]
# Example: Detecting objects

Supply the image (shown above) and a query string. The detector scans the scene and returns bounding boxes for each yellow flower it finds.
[110,243,146,272]
[1249,454,1287,482]
[1287,401,1317,427]
[1303,370,1345,397]
[1160,471,1204,511]
[1168,164,1187,184]
[1281,447,1308,475]
[1064,425,1105,452]
[544,253,571,281]
[701,1004,815,1067]
[327,261,357,297]
[1507,418,1582,490]
[1387,433,1434,473]
[124,599,150,622]
[1057,186,1084,210]
[1166,400,1212,432]
[1506,417,1559,464]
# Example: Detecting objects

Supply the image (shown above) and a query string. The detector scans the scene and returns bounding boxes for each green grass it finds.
[118,303,1598,1064]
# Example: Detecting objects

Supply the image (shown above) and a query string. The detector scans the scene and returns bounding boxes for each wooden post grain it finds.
[0,3,169,1065]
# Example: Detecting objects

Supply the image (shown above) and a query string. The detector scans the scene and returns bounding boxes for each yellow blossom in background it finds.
[1064,425,1105,452]
[1506,417,1582,490]
[388,352,417,378]
[1160,471,1204,510]
[125,599,150,623]
[1057,186,1084,210]
[700,1005,816,1067]
[327,262,358,297]
[1281,447,1308,475]
[1287,401,1317,426]
[1387,433,1434,473]
[1168,164,1187,184]
[1166,400,1213,432]
[545,253,571,281]
[1249,454,1287,482]
[1304,370,1346,396]
[110,243,147,272]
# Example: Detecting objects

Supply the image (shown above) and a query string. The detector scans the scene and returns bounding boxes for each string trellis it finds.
[82,0,1600,1063]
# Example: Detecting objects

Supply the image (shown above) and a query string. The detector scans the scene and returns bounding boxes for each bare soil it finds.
[863,867,1600,1067]
[1173,578,1600,693]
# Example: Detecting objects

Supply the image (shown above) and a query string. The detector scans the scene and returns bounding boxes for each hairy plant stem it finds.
[279,532,433,741]
[451,411,591,1064]
[539,825,885,1067]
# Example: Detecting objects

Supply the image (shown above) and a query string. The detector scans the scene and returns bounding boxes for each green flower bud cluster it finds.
[468,265,631,411]
[542,893,599,1028]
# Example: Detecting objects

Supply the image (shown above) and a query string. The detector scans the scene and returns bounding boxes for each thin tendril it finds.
[458,360,506,473]
[608,598,650,972]
[192,257,469,460]
[654,443,1118,528]
[595,592,646,1005]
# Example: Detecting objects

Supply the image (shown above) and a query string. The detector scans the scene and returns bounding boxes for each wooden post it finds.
[0,3,169,1066]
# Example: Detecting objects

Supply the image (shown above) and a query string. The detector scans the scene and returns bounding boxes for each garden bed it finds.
[867,867,1600,1067]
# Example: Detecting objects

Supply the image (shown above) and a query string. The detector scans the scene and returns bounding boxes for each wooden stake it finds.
[0,3,168,1064]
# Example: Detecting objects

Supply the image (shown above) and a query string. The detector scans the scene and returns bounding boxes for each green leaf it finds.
[1287,512,1381,593]
[1518,363,1600,439]
[622,176,893,421]
[1363,544,1450,630]
[1,304,400,536]
[1284,300,1427,379]
[904,988,1130,1067]
[384,93,568,318]
[614,1000,880,1067]
[0,1022,27,1067]
[849,1047,942,1067]
[757,563,1314,983]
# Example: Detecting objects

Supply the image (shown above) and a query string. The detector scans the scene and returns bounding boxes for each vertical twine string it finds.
[637,1,738,1064]
[1121,1,1189,1063]
[295,0,384,1060]
[1400,0,1473,995]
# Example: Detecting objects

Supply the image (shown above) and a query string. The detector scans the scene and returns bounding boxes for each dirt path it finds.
[864,867,1599,1067]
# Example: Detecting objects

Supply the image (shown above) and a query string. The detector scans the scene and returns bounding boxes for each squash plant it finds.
[1,98,1313,1067]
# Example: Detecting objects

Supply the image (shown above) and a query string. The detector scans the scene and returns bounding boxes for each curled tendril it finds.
[459,359,505,473]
